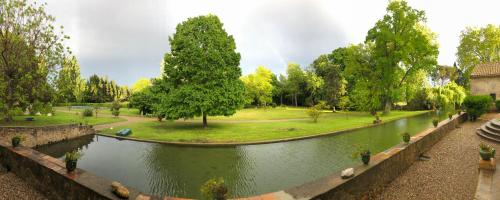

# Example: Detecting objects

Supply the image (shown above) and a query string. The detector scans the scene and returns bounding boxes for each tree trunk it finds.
[203,113,208,128]
[280,94,283,106]
[383,101,392,114]
[294,93,298,107]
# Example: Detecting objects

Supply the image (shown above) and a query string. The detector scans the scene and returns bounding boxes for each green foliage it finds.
[407,88,434,110]
[431,65,458,86]
[82,74,130,103]
[56,56,85,103]
[82,108,93,117]
[306,102,325,123]
[432,117,439,127]
[159,15,245,128]
[64,150,83,162]
[200,178,228,200]
[286,63,307,106]
[401,132,411,144]
[496,100,500,112]
[463,95,493,121]
[456,24,500,88]
[131,78,152,93]
[365,0,439,113]
[241,66,274,106]
[0,0,69,121]
[431,82,466,112]
[310,54,346,108]
[110,101,121,117]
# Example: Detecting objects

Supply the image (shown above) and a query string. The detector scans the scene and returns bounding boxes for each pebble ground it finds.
[0,169,47,200]
[375,113,500,200]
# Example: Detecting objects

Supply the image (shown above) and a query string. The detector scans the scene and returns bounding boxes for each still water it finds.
[37,112,441,198]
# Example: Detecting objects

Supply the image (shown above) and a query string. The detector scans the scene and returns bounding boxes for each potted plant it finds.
[11,135,22,147]
[432,118,439,127]
[401,132,411,144]
[352,145,371,165]
[65,150,83,172]
[479,143,496,161]
[201,177,229,200]
[448,112,453,120]
[373,112,382,124]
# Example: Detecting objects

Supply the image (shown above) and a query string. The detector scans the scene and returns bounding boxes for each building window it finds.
[490,93,497,100]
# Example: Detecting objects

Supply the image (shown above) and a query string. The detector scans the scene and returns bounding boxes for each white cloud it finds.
[42,0,500,85]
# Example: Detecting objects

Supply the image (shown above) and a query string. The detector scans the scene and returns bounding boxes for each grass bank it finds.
[100,108,429,143]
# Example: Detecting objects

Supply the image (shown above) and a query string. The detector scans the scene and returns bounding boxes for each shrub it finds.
[496,100,500,112]
[463,95,493,121]
[200,178,228,200]
[82,108,93,117]
[306,103,325,123]
[110,101,121,117]
[432,118,439,127]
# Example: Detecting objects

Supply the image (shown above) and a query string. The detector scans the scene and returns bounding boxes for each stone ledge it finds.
[242,113,467,200]
[0,140,145,200]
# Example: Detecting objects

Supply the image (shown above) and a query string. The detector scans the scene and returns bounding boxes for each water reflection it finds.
[37,112,443,198]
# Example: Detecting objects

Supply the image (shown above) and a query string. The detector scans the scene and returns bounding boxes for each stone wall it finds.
[0,124,94,147]
[0,141,143,200]
[243,114,468,200]
[471,77,500,100]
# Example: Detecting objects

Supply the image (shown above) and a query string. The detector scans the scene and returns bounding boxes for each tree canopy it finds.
[0,0,69,121]
[56,56,85,103]
[241,66,274,106]
[456,24,500,88]
[158,15,245,128]
[365,0,439,113]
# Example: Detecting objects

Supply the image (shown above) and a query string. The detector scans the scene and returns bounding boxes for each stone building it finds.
[470,62,500,100]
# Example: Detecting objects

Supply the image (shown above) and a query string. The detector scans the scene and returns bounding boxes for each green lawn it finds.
[100,109,429,143]
[0,111,125,127]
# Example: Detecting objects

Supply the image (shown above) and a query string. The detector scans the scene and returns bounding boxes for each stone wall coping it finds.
[0,140,144,200]
[97,111,431,147]
[0,123,90,129]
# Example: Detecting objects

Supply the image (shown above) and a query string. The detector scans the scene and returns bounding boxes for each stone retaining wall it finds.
[244,113,467,200]
[0,124,94,147]
[0,141,143,200]
[282,113,467,199]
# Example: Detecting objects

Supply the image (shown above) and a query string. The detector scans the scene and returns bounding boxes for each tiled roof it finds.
[471,62,500,78]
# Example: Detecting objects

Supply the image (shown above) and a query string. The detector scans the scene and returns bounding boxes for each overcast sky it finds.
[42,0,500,86]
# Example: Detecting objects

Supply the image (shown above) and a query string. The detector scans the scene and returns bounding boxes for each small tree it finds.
[306,102,326,123]
[93,104,101,118]
[110,101,121,117]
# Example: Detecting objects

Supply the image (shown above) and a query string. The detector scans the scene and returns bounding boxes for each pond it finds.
[36,111,443,198]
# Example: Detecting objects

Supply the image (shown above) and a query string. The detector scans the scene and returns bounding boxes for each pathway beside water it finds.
[0,166,47,200]
[375,113,500,200]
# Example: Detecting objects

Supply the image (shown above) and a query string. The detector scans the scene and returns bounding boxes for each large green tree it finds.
[310,54,345,109]
[456,24,500,88]
[159,15,245,128]
[241,66,274,106]
[56,56,85,103]
[285,63,307,107]
[0,0,69,121]
[366,0,439,113]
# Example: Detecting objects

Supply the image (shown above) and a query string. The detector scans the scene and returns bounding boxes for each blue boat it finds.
[116,128,132,137]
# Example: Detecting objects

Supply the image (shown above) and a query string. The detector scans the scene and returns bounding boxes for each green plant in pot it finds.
[479,143,495,161]
[65,150,83,173]
[432,118,439,127]
[448,112,453,120]
[401,132,411,144]
[201,177,229,200]
[352,145,371,165]
[11,135,22,147]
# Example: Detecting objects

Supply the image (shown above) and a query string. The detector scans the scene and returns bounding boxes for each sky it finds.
[42,0,500,86]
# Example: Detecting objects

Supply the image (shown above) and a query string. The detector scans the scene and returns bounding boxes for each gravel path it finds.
[375,113,500,200]
[0,169,47,200]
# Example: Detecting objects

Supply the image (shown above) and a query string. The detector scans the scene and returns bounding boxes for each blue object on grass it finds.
[116,128,132,136]
[25,117,35,121]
